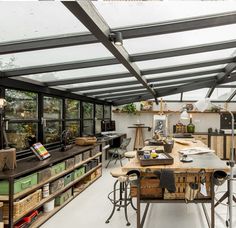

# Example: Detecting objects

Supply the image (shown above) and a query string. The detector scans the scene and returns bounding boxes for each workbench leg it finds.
[137,178,141,228]
[211,175,215,228]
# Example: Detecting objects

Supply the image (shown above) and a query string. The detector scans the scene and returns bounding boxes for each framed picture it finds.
[153,115,168,135]
[140,101,153,111]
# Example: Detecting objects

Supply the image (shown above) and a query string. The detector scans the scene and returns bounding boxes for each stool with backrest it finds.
[106,138,131,168]
[105,168,138,226]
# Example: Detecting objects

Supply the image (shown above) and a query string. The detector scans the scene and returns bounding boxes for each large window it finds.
[82,102,94,136]
[5,89,38,150]
[95,104,103,134]
[43,96,62,144]
[65,99,80,138]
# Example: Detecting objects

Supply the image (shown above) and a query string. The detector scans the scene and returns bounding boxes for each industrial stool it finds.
[105,168,136,226]
[124,151,137,161]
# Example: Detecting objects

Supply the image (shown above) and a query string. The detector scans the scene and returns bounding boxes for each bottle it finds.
[187,114,195,133]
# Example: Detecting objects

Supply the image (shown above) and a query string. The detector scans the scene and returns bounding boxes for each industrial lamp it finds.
[180,107,189,120]
[109,32,123,46]
[194,98,235,228]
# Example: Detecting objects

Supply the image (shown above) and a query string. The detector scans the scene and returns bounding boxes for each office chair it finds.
[105,138,131,168]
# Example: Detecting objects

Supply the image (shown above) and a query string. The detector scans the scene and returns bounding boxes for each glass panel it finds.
[210,88,235,101]
[95,120,102,134]
[182,88,209,101]
[0,1,89,42]
[83,102,94,119]
[104,105,111,119]
[221,81,236,86]
[124,24,236,54]
[7,123,37,151]
[83,120,94,136]
[1,43,113,70]
[5,89,38,119]
[161,94,181,101]
[44,121,62,144]
[23,64,129,83]
[65,121,80,138]
[95,104,103,119]
[93,1,236,28]
[43,96,62,119]
[136,48,236,70]
[65,99,80,119]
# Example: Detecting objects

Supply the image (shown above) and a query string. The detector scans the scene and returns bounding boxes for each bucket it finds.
[213,170,228,186]
[43,199,55,212]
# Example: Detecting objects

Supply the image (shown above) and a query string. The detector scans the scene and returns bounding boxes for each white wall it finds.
[112,101,236,151]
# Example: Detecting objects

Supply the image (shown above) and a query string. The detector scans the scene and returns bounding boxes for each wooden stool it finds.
[106,168,135,226]
[0,202,3,228]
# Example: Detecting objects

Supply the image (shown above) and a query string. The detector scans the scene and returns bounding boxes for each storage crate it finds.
[64,173,74,186]
[95,167,102,177]
[51,162,66,176]
[90,159,99,169]
[164,183,186,199]
[2,189,42,219]
[84,162,92,173]
[83,150,91,161]
[50,178,64,194]
[0,173,38,195]
[65,158,75,170]
[130,177,163,199]
[74,167,85,179]
[75,153,83,164]
[91,145,100,157]
[55,188,72,206]
[38,167,52,184]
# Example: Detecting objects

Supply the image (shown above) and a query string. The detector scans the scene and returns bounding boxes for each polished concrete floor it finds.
[42,160,236,228]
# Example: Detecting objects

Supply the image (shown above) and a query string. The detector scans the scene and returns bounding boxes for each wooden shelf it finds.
[113,110,225,114]
[29,175,102,228]
[0,152,102,201]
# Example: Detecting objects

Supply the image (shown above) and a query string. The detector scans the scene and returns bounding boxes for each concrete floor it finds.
[42,160,236,228]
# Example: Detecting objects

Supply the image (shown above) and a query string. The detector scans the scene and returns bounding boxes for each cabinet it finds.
[210,135,224,159]
[0,144,102,228]
[225,136,236,160]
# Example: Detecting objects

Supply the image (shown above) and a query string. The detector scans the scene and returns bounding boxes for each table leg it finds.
[211,174,215,228]
[137,177,141,228]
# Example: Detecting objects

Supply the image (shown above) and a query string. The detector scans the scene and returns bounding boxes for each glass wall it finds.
[82,102,94,136]
[95,104,103,134]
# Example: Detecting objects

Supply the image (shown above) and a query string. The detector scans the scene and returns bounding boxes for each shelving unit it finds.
[0,144,103,228]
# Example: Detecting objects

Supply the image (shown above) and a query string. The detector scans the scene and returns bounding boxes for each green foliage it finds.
[122,103,137,114]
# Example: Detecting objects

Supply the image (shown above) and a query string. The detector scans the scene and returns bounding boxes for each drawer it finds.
[64,172,74,186]
[83,150,91,161]
[51,162,66,176]
[50,178,64,194]
[74,167,85,179]
[0,173,38,195]
[75,154,83,164]
[38,167,52,184]
[55,188,72,206]
[65,158,75,170]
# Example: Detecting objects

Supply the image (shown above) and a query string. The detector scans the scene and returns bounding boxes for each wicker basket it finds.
[75,137,97,146]
[3,189,42,219]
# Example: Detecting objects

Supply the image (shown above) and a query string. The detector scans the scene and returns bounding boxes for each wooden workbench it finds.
[122,139,229,228]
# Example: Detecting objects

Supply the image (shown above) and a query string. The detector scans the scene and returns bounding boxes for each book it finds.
[30,143,51,160]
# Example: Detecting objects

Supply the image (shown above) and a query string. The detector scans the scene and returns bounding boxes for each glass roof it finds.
[211,88,235,101]
[0,1,89,43]
[182,88,209,101]
[93,1,236,29]
[161,94,181,101]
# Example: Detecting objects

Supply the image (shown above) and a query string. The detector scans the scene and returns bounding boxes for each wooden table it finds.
[122,139,229,228]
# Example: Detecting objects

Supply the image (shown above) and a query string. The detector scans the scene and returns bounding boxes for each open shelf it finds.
[0,152,102,201]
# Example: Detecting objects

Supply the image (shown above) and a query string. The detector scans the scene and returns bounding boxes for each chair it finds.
[106,138,131,168]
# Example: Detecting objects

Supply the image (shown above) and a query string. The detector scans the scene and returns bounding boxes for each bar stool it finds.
[105,168,136,226]
[124,151,137,161]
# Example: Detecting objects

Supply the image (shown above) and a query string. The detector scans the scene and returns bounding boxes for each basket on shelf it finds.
[75,137,97,146]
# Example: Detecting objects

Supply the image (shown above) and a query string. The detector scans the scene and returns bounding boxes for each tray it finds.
[137,150,174,166]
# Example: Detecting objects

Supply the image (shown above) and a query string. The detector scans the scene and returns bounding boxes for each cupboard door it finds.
[210,136,224,159]
[226,136,236,160]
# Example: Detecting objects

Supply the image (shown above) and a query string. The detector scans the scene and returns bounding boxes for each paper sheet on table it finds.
[178,147,215,155]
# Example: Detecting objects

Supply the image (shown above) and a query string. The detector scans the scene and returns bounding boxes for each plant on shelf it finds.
[121,103,137,114]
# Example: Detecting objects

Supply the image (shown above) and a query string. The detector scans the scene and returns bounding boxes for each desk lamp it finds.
[194,98,235,228]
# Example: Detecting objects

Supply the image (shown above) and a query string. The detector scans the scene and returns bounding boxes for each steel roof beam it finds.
[103,92,148,101]
[1,11,236,54]
[206,86,216,98]
[227,89,236,102]
[62,1,157,102]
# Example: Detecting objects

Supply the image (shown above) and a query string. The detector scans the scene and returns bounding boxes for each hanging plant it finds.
[122,103,137,115]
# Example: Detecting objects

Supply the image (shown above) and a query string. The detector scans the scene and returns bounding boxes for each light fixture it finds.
[109,32,123,46]
[194,98,235,228]
[180,107,189,120]
[0,98,7,149]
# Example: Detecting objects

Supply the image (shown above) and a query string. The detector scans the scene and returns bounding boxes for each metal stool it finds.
[105,168,136,226]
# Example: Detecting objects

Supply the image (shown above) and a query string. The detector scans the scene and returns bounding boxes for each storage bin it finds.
[74,153,83,164]
[90,159,99,169]
[83,150,91,161]
[50,178,64,194]
[2,189,42,219]
[84,162,92,173]
[38,167,52,184]
[64,173,74,186]
[55,188,72,206]
[74,167,85,179]
[65,158,75,170]
[43,199,55,213]
[51,162,66,176]
[0,173,38,195]
[91,145,100,157]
